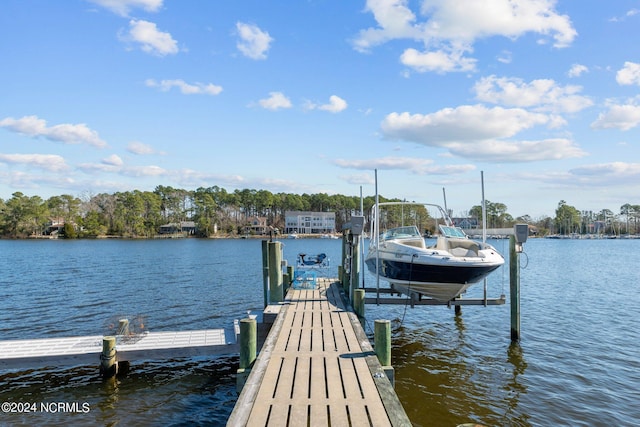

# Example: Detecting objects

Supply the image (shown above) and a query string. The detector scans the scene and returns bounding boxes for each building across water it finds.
[284,211,335,234]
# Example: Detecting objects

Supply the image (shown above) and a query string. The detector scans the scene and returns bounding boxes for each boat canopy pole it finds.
[481,171,487,244]
[375,169,380,304]
[481,171,488,305]
[442,187,448,218]
[360,186,365,288]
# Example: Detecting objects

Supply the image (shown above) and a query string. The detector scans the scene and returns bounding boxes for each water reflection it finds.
[501,343,529,427]
[0,357,238,426]
[392,319,529,427]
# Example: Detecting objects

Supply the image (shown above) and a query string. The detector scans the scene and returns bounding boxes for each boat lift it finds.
[340,172,526,341]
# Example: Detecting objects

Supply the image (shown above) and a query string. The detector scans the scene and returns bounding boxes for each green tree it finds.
[193,187,218,237]
[469,200,511,228]
[82,210,108,237]
[555,200,581,235]
[62,221,78,238]
[2,192,47,237]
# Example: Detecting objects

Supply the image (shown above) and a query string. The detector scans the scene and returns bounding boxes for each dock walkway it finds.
[228,278,410,426]
[0,328,237,370]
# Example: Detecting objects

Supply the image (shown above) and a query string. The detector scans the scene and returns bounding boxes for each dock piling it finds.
[268,241,283,303]
[117,319,129,336]
[237,317,257,392]
[374,319,391,366]
[374,319,395,386]
[509,235,521,341]
[100,336,117,378]
[354,288,365,318]
[262,240,269,307]
[239,317,257,369]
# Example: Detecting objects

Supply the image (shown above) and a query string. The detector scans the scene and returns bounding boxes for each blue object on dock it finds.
[293,270,317,289]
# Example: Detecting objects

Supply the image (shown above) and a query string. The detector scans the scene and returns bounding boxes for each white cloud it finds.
[145,79,223,95]
[568,64,588,78]
[102,154,124,167]
[306,95,348,113]
[591,103,640,131]
[473,75,593,113]
[258,92,292,110]
[382,105,551,143]
[400,47,476,73]
[319,95,348,113]
[339,173,375,186]
[570,162,640,178]
[236,22,273,60]
[496,50,512,64]
[0,153,69,172]
[0,115,107,148]
[609,8,640,22]
[77,160,167,177]
[447,138,585,162]
[353,0,576,73]
[352,0,422,52]
[127,141,157,155]
[121,19,178,56]
[380,105,585,162]
[616,62,640,86]
[334,156,475,174]
[122,165,167,177]
[87,0,163,17]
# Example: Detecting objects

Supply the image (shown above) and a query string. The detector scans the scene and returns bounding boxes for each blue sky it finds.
[1,0,640,218]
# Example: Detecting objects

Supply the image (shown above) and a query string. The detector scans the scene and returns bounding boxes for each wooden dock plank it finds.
[0,329,237,370]
[228,278,411,426]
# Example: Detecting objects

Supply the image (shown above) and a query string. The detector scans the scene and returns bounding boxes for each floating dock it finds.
[0,328,238,371]
[228,277,410,426]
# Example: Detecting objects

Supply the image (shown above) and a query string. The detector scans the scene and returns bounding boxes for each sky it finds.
[1,0,640,219]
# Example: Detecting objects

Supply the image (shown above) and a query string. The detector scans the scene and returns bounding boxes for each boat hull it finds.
[365,254,502,301]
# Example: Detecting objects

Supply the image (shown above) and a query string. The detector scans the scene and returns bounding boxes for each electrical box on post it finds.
[350,216,365,235]
[514,223,528,253]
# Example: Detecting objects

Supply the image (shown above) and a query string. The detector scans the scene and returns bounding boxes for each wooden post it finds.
[374,319,391,366]
[341,233,350,293]
[100,336,117,378]
[350,235,360,303]
[237,317,257,391]
[375,319,395,386]
[239,318,257,369]
[343,234,352,295]
[285,265,294,294]
[509,236,521,341]
[282,272,290,294]
[117,319,129,336]
[268,241,283,303]
[262,240,269,307]
[354,289,365,318]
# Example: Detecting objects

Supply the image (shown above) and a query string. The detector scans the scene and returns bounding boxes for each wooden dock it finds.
[228,278,410,427]
[0,328,238,370]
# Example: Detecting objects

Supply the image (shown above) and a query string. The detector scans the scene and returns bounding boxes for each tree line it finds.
[0,186,371,238]
[0,185,637,238]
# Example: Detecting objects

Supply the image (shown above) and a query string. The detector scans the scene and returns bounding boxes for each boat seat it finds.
[450,247,478,257]
[401,239,426,249]
[448,238,479,256]
[435,236,449,251]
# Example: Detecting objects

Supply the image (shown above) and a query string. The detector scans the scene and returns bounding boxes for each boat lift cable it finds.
[399,254,417,327]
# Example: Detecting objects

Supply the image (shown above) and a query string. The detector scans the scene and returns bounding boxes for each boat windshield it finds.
[380,226,421,241]
[439,225,467,238]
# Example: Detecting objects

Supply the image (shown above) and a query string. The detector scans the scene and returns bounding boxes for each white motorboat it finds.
[365,202,505,301]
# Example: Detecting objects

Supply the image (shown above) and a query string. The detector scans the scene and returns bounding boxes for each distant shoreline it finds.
[13,233,343,241]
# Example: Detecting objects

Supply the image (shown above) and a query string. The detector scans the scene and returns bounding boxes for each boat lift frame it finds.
[341,172,524,341]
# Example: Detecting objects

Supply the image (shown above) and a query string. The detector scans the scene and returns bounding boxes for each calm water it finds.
[1,238,639,426]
